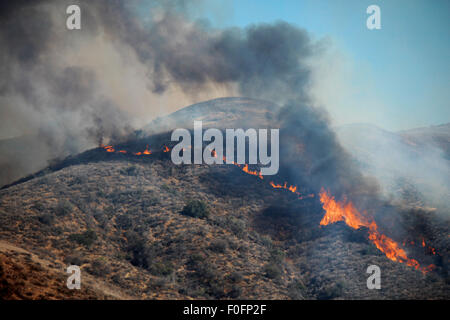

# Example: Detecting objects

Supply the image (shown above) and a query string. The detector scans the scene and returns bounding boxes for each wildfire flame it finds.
[101,144,314,200]
[421,238,437,255]
[101,144,156,156]
[103,145,115,153]
[242,164,263,179]
[319,189,435,273]
[143,145,152,155]
[269,181,314,200]
[99,143,436,273]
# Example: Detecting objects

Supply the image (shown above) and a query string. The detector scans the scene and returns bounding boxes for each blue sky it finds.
[227,0,450,130]
[142,0,450,130]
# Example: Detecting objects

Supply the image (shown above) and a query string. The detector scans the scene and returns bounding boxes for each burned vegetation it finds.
[0,142,448,299]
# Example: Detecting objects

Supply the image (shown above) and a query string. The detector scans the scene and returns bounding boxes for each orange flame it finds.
[102,143,163,156]
[421,238,437,255]
[269,181,314,200]
[242,164,263,179]
[104,145,115,153]
[100,143,433,273]
[143,145,152,155]
[319,189,434,273]
[270,181,297,193]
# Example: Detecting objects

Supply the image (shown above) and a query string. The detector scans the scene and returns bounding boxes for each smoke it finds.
[0,0,232,186]
[0,0,136,187]
[88,1,381,209]
[336,123,450,212]
[0,0,380,207]
[0,0,419,217]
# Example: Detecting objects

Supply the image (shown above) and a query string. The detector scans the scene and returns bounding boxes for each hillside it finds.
[400,123,450,159]
[0,98,449,299]
[336,123,450,210]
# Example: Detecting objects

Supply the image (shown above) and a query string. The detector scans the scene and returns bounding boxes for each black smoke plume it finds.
[0,0,380,212]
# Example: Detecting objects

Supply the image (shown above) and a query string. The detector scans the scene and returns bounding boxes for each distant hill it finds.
[400,123,450,160]
[143,97,280,133]
[336,123,450,210]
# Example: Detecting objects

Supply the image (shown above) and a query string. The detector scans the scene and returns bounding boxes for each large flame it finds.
[319,189,435,273]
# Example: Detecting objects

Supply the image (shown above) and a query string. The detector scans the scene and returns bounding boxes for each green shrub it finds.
[208,279,226,299]
[227,285,242,298]
[38,214,54,225]
[360,244,380,256]
[227,271,243,283]
[318,281,345,300]
[231,219,246,237]
[87,258,110,276]
[141,196,160,208]
[125,231,148,269]
[149,277,168,290]
[260,235,273,248]
[104,206,115,216]
[287,280,307,299]
[55,200,73,217]
[269,248,285,264]
[263,263,282,279]
[208,239,227,253]
[186,253,205,270]
[161,184,176,195]
[32,201,45,212]
[295,227,324,242]
[116,215,132,230]
[148,261,174,276]
[120,165,138,176]
[181,200,209,219]
[93,210,107,225]
[68,230,97,247]
[64,254,85,266]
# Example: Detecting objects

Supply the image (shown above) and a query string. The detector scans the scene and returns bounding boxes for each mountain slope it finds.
[0,98,449,299]
[143,97,280,134]
[1,156,448,299]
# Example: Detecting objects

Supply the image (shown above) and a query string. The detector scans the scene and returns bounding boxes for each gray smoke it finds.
[0,0,382,212]
[108,3,379,205]
[0,1,136,186]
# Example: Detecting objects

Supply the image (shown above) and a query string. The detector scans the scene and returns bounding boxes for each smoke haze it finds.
[0,0,448,219]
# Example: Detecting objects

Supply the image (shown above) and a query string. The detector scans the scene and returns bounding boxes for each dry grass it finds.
[0,155,448,299]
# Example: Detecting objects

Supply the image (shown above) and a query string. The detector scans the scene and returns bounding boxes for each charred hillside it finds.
[0,98,449,300]
[0,154,448,299]
[0,129,448,299]
[0,0,448,302]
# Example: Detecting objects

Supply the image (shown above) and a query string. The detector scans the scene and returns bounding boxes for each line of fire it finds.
[99,142,438,274]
